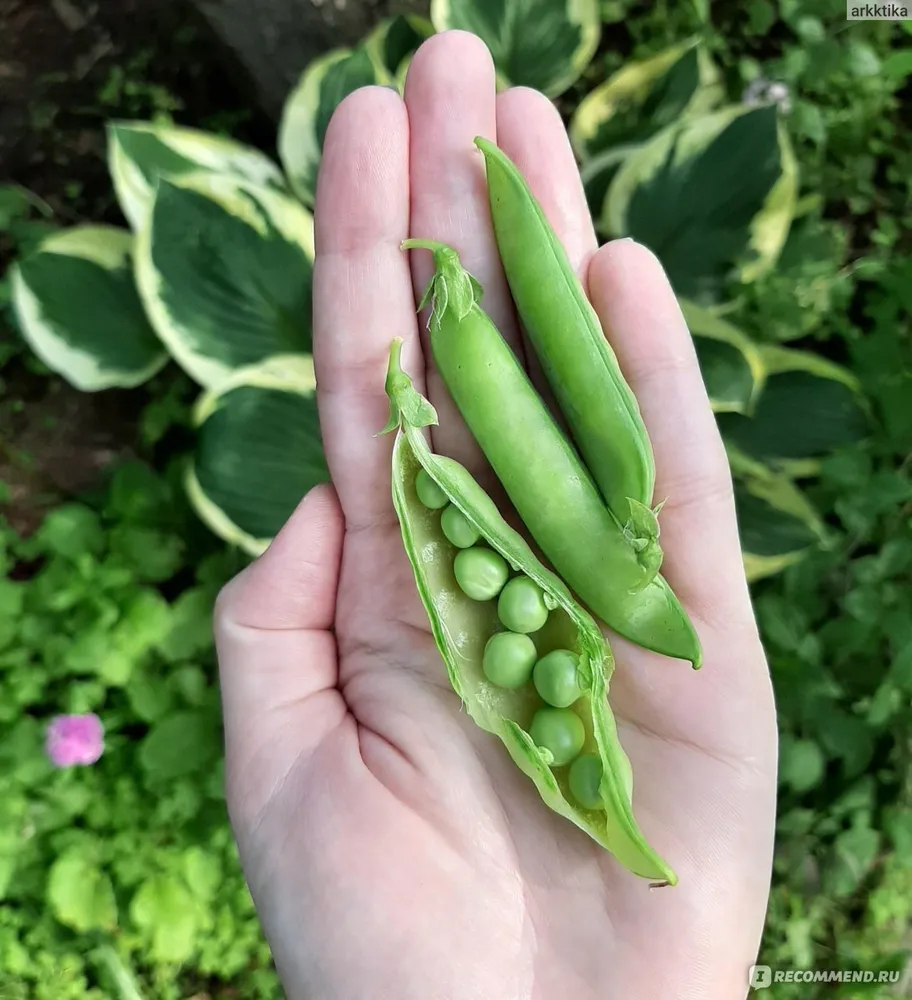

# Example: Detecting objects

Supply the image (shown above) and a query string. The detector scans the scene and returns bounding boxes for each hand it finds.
[214,30,778,1000]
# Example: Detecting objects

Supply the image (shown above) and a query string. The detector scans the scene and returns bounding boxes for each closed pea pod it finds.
[401,239,701,668]
[474,137,663,564]
[382,340,675,884]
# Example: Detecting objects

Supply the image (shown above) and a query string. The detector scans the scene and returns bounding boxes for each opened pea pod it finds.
[382,338,676,886]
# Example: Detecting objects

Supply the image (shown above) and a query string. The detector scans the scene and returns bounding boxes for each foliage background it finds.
[1,0,911,997]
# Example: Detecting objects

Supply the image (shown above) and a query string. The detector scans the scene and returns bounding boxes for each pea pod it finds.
[382,339,676,884]
[474,137,663,557]
[401,239,701,668]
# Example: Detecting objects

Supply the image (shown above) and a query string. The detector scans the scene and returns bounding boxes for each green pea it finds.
[497,576,549,634]
[482,632,536,689]
[533,649,583,708]
[415,469,448,509]
[529,707,585,767]
[440,504,481,548]
[453,547,509,601]
[568,754,603,810]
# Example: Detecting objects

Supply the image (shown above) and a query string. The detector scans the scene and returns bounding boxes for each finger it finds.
[214,485,347,811]
[494,86,599,413]
[313,86,419,532]
[404,31,514,477]
[216,483,343,632]
[587,240,752,626]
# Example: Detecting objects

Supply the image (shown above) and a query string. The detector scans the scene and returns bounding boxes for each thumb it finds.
[215,482,343,632]
[214,484,347,821]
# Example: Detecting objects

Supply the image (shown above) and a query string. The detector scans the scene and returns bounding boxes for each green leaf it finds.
[108,525,185,582]
[889,643,912,691]
[11,226,167,391]
[172,665,209,707]
[604,104,798,301]
[134,174,314,388]
[737,487,819,572]
[815,705,875,776]
[0,184,50,229]
[130,874,198,964]
[187,355,329,554]
[430,0,601,98]
[156,587,215,662]
[882,48,912,80]
[0,579,24,619]
[105,461,174,524]
[47,848,117,932]
[730,450,826,581]
[35,503,106,560]
[92,945,146,1000]
[885,808,912,865]
[279,47,383,207]
[108,120,286,230]
[780,736,826,792]
[364,14,435,83]
[570,39,722,161]
[138,710,220,782]
[580,146,636,222]
[89,590,172,686]
[719,346,869,463]
[825,824,880,897]
[125,666,175,723]
[180,847,221,902]
[680,299,765,413]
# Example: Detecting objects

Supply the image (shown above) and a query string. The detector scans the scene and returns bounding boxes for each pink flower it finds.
[45,714,105,767]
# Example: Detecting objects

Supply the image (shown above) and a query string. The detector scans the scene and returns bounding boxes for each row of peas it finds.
[415,469,604,811]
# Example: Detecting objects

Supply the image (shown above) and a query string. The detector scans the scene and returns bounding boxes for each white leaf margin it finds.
[185,354,319,556]
[11,225,168,392]
[108,120,286,231]
[133,172,315,390]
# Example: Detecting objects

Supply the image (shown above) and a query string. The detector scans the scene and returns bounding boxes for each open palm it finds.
[214,31,778,1000]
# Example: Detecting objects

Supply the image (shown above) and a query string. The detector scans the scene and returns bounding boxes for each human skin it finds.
[213,30,778,1000]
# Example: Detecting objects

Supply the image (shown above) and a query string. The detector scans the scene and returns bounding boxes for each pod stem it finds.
[401,238,483,325]
[401,238,453,257]
[380,338,437,435]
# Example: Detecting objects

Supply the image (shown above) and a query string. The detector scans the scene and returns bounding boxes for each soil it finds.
[0,0,273,534]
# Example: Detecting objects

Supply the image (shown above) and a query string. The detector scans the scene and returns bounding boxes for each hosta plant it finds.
[9,7,868,575]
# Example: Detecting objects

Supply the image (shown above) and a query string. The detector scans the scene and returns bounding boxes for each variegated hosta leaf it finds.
[742,118,799,285]
[604,104,799,301]
[108,121,286,231]
[570,39,723,163]
[718,345,869,467]
[365,14,435,85]
[134,173,314,389]
[680,299,765,414]
[186,355,329,554]
[729,449,828,583]
[580,146,635,226]
[279,47,383,207]
[10,226,167,391]
[430,0,600,98]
